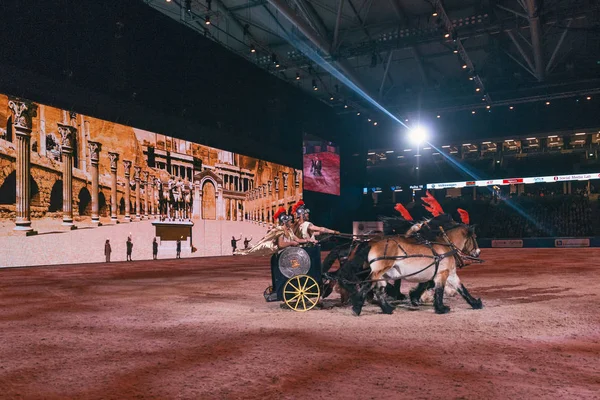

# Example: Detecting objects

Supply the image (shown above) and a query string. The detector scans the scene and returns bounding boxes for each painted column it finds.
[9,99,37,234]
[58,122,77,227]
[123,160,132,222]
[282,173,289,194]
[217,184,224,220]
[108,152,119,221]
[39,105,46,157]
[193,182,201,219]
[142,171,149,219]
[149,175,155,218]
[88,141,102,225]
[134,166,141,220]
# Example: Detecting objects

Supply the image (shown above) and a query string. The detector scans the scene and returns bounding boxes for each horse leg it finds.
[409,281,434,306]
[373,281,395,315]
[457,283,483,309]
[433,269,451,314]
[385,280,406,301]
[351,282,371,316]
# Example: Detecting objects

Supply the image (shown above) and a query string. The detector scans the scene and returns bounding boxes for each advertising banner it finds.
[353,221,384,236]
[491,239,524,248]
[554,238,590,248]
[426,172,600,189]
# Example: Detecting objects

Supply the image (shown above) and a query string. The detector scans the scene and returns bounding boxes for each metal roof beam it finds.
[431,0,491,103]
[266,0,370,95]
[379,51,394,100]
[332,0,345,52]
[524,0,545,81]
[546,19,572,73]
[388,0,428,87]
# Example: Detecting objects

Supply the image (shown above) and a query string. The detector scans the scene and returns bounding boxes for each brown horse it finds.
[340,215,483,316]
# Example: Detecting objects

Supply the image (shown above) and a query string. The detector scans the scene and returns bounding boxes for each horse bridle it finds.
[436,226,483,268]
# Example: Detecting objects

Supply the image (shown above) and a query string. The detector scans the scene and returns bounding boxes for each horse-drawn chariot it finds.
[264,245,323,312]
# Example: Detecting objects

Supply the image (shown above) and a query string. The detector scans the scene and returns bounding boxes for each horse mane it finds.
[406,214,459,241]
[379,216,414,236]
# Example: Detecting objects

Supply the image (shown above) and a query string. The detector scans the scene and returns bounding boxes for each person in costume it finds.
[234,207,314,256]
[291,200,338,241]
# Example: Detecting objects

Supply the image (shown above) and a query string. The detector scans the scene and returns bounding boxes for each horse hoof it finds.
[472,299,483,309]
[352,306,362,316]
[381,306,394,315]
[435,306,451,314]
[410,298,421,307]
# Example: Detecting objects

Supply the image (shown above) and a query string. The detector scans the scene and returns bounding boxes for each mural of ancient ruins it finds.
[0,92,302,266]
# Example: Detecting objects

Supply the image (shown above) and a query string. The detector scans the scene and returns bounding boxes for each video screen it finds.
[302,133,340,196]
[0,93,302,267]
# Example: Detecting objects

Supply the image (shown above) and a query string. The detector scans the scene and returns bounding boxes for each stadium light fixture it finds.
[408,126,428,145]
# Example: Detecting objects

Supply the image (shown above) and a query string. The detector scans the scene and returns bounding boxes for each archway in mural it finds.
[78,187,91,216]
[48,180,63,212]
[202,181,216,220]
[99,192,107,217]
[30,177,40,208]
[0,172,39,207]
[119,197,125,214]
[5,116,13,142]
[0,171,15,204]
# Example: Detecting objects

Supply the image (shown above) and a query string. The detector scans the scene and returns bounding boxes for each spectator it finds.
[104,239,111,263]
[152,238,158,260]
[126,236,133,261]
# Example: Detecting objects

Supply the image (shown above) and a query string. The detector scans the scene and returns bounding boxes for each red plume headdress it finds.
[457,208,470,225]
[292,200,305,215]
[394,203,413,221]
[273,207,287,222]
[421,191,444,217]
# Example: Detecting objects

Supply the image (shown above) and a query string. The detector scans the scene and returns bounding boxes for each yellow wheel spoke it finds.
[301,277,309,291]
[283,275,320,312]
[287,280,300,292]
[286,293,301,302]
[305,283,318,292]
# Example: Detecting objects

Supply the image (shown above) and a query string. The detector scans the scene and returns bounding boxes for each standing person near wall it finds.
[152,238,158,260]
[231,234,242,254]
[176,237,182,259]
[243,236,252,250]
[126,236,133,261]
[104,239,112,263]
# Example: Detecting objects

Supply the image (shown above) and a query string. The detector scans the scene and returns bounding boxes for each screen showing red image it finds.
[303,134,340,196]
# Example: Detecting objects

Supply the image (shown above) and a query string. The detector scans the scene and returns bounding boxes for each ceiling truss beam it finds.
[431,0,491,103]
[524,0,545,81]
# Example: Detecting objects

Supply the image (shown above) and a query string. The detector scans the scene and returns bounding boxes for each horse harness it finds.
[365,226,473,283]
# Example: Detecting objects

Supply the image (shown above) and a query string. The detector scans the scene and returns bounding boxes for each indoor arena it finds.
[1,0,599,399]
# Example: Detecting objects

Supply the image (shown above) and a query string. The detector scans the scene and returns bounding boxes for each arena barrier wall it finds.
[479,237,600,248]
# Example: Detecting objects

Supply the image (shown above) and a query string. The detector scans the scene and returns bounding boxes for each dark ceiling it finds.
[0,0,364,167]
[146,0,600,144]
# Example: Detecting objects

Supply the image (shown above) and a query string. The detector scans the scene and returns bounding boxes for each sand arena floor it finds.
[1,248,599,399]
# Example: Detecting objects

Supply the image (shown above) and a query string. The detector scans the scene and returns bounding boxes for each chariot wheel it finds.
[282,274,321,312]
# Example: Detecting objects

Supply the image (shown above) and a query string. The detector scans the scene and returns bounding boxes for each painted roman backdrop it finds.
[0,93,302,267]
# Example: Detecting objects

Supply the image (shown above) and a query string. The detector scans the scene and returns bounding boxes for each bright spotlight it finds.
[408,126,428,145]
